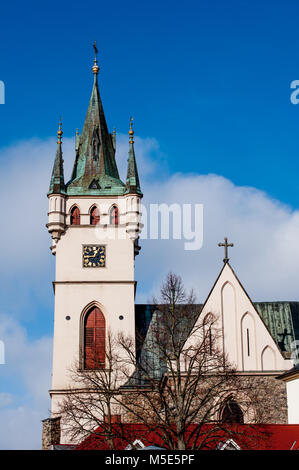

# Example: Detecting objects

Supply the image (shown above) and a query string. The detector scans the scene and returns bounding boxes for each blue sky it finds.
[1,0,299,449]
[1,0,299,205]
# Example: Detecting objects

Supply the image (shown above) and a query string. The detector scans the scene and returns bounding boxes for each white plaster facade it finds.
[184,262,293,373]
[278,367,299,423]
[286,378,299,423]
[47,193,142,430]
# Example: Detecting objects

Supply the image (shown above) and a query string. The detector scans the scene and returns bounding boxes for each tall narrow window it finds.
[247,328,250,357]
[90,206,100,225]
[110,205,119,225]
[84,306,105,369]
[70,206,80,225]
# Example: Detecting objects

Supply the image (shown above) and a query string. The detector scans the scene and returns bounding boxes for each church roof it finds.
[122,304,202,387]
[254,302,299,355]
[75,423,299,450]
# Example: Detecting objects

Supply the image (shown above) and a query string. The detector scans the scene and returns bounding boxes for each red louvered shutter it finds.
[84,307,105,369]
[90,206,100,225]
[71,206,80,225]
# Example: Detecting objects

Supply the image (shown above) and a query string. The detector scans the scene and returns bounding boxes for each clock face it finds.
[83,245,106,268]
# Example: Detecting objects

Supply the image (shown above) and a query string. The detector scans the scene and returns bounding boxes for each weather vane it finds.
[129,117,134,143]
[92,40,99,74]
[93,40,98,57]
[57,116,63,144]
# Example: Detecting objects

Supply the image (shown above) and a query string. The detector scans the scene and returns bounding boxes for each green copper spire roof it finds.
[66,45,125,196]
[125,118,142,196]
[48,120,66,195]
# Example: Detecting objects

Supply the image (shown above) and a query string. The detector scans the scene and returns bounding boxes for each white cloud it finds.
[0,393,13,408]
[0,314,52,449]
[0,406,46,450]
[136,173,299,303]
[115,133,167,181]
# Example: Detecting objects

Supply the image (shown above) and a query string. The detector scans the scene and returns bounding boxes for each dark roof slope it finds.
[254,302,299,353]
[122,304,202,387]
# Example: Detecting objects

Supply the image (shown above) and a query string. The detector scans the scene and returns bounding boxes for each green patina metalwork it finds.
[122,304,201,386]
[124,140,142,196]
[48,140,66,195]
[254,302,299,353]
[66,73,126,196]
[49,65,142,197]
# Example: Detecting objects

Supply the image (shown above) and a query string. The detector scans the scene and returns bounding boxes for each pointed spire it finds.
[125,117,142,195]
[48,119,66,195]
[66,42,123,195]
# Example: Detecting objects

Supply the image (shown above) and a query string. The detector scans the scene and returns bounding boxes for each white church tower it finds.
[43,45,142,448]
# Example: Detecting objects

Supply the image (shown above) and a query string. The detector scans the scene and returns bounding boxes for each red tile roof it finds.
[74,423,299,450]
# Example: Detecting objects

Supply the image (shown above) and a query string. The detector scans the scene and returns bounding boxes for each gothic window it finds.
[90,205,100,225]
[110,205,119,225]
[70,206,80,225]
[221,399,244,424]
[84,306,105,369]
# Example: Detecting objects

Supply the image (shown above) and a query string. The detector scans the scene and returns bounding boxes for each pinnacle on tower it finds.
[125,117,142,196]
[48,119,66,195]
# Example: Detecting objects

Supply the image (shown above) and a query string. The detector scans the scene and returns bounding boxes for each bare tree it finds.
[118,273,276,450]
[57,273,280,450]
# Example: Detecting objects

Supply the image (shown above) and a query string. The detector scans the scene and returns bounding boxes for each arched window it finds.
[90,205,100,225]
[84,306,105,369]
[221,399,244,424]
[110,205,119,225]
[70,206,80,225]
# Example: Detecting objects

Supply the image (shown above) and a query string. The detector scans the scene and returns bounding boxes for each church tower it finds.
[45,46,142,444]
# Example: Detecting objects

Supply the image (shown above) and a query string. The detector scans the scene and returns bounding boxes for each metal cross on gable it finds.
[218,237,234,263]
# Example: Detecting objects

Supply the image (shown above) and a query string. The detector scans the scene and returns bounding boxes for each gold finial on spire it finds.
[57,117,63,144]
[92,40,99,75]
[76,128,79,136]
[129,116,134,143]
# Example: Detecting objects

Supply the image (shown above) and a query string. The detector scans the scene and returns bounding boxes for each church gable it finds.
[186,262,293,373]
